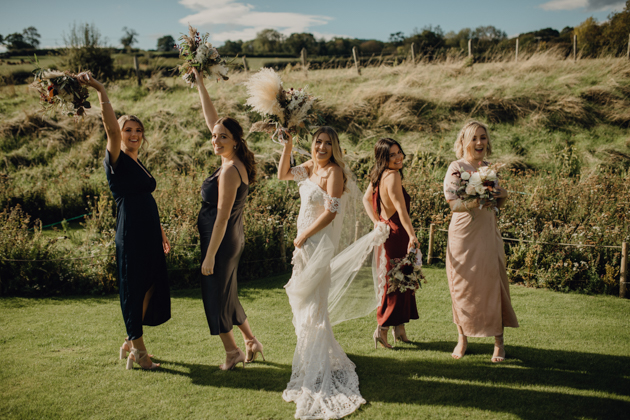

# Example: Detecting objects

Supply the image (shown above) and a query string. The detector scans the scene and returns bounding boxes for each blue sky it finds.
[0,0,625,51]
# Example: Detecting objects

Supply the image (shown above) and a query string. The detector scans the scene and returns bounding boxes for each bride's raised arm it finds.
[277,133,299,180]
[192,67,219,131]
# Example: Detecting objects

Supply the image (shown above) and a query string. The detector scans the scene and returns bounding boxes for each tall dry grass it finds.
[0,52,629,295]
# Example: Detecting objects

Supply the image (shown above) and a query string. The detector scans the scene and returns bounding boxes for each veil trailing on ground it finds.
[326,178,390,326]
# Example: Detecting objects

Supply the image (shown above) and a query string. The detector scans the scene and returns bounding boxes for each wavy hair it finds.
[214,117,257,183]
[369,138,405,188]
[118,115,148,151]
[310,126,348,191]
[454,120,492,160]
[369,138,405,215]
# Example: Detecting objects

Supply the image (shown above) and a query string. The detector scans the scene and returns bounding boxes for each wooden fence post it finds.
[468,39,472,57]
[354,221,360,242]
[573,34,577,62]
[279,224,287,271]
[627,34,630,60]
[620,241,628,298]
[301,48,307,68]
[410,42,416,66]
[352,46,361,75]
[133,55,142,87]
[515,38,519,62]
[427,224,435,264]
[242,55,249,72]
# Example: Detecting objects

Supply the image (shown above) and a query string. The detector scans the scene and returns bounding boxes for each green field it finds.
[1,267,628,419]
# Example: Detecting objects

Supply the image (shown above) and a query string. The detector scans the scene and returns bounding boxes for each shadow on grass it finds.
[352,343,630,420]
[155,359,291,392]
[152,340,629,419]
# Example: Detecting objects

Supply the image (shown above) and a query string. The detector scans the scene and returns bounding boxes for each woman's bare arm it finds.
[362,183,379,225]
[193,68,219,132]
[201,165,240,275]
[383,172,419,251]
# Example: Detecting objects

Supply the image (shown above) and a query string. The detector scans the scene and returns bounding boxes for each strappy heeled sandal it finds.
[220,348,246,370]
[452,333,467,359]
[373,325,392,349]
[126,348,160,370]
[119,338,132,359]
[245,337,265,363]
[392,325,410,344]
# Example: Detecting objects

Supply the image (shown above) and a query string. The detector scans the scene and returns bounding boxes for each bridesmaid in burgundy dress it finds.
[363,138,420,348]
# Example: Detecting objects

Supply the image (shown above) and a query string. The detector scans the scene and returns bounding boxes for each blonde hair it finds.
[454,120,492,160]
[310,126,348,191]
[117,115,148,151]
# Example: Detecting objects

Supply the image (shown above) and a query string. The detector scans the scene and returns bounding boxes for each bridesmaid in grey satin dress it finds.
[192,68,264,370]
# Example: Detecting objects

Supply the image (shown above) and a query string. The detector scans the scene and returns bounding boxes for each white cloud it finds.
[178,0,333,42]
[539,0,625,11]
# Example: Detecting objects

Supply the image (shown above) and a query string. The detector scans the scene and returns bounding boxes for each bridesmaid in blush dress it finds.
[192,68,264,370]
[443,120,519,362]
[363,138,420,348]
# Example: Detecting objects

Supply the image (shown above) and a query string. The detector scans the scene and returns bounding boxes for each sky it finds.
[0,0,626,51]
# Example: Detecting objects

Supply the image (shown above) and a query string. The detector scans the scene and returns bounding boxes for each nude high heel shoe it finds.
[220,348,246,371]
[126,348,159,370]
[392,325,410,344]
[119,338,132,359]
[373,326,392,349]
[245,337,265,363]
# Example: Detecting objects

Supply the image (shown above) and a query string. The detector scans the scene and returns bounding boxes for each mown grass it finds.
[0,267,628,419]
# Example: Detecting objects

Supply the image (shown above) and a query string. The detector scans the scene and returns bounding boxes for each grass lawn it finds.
[0,266,628,419]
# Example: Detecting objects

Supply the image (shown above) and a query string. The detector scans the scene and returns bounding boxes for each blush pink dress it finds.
[443,159,519,337]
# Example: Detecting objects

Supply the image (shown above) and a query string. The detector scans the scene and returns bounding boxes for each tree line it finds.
[2,1,628,58]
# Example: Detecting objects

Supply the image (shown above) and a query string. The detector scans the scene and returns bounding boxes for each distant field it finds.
[0,53,299,81]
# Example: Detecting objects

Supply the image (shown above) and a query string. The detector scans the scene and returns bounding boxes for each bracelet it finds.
[100,101,111,104]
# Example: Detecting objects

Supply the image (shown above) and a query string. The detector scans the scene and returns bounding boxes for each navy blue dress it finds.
[104,150,171,340]
[198,166,248,335]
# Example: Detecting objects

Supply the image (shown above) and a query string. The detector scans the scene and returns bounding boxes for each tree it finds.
[62,23,113,80]
[22,26,41,49]
[600,0,630,55]
[360,40,384,54]
[284,33,318,56]
[120,27,138,50]
[574,17,602,57]
[253,29,285,53]
[218,40,243,55]
[0,35,4,45]
[156,35,176,52]
[5,33,33,50]
[389,32,406,46]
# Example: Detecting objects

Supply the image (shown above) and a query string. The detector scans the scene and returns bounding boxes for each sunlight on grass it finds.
[1,267,628,419]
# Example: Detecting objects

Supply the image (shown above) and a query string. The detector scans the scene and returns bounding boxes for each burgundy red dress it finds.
[373,185,419,327]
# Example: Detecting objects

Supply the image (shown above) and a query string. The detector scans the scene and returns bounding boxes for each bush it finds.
[64,47,114,80]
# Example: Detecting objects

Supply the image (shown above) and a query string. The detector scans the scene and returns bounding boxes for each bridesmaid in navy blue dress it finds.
[78,73,171,370]
[192,68,264,370]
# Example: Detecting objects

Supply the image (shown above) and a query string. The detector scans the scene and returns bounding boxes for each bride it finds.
[278,127,375,419]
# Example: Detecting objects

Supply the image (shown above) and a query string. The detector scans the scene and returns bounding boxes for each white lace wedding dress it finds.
[282,166,367,420]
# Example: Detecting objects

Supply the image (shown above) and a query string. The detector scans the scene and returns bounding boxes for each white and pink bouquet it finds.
[245,68,318,144]
[449,163,504,212]
[386,249,425,295]
[175,25,229,87]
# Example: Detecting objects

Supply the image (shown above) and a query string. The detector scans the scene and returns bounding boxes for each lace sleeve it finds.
[323,193,341,213]
[291,165,308,182]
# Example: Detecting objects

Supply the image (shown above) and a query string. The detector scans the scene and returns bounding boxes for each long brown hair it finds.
[369,138,405,188]
[369,138,405,215]
[310,126,348,191]
[215,117,257,183]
